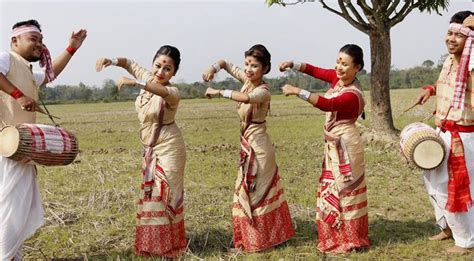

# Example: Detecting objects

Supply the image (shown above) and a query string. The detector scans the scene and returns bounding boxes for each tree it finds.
[437,53,449,69]
[266,0,448,134]
[422,59,435,68]
[102,79,119,101]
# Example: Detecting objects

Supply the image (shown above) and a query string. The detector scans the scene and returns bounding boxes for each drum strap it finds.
[440,120,473,212]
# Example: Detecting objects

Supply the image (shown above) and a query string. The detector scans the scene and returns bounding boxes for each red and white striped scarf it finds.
[39,46,55,82]
[11,25,56,82]
[449,23,473,110]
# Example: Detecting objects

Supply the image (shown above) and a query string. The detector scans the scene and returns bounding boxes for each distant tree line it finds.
[39,56,445,104]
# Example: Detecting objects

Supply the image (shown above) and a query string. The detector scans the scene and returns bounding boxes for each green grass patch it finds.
[21,89,473,259]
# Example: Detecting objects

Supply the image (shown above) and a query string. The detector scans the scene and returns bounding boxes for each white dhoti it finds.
[423,129,474,248]
[0,157,44,260]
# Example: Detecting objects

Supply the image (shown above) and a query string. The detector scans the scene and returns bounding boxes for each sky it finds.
[0,0,472,87]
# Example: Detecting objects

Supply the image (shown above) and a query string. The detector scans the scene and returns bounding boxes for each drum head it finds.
[0,126,20,157]
[413,139,445,170]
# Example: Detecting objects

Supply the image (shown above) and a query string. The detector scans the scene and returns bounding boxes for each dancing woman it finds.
[203,44,295,252]
[280,44,369,253]
[96,45,187,258]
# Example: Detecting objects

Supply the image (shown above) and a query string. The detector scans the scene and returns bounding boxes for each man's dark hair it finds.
[12,19,42,32]
[449,11,473,24]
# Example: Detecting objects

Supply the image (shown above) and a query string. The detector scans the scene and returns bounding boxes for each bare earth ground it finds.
[21,89,474,260]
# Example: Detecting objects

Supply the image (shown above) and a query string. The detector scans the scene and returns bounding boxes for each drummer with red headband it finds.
[0,19,86,260]
[416,11,474,254]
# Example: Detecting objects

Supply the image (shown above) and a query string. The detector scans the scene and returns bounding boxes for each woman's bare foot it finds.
[428,228,452,241]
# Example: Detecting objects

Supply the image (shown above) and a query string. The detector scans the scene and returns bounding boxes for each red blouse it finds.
[303,63,360,120]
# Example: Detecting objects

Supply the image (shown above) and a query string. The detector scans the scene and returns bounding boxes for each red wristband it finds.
[422,85,435,96]
[10,88,24,99]
[66,46,76,55]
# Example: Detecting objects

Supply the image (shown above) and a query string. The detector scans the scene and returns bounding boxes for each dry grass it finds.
[21,89,474,260]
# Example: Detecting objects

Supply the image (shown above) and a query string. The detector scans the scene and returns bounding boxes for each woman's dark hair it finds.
[450,11,473,24]
[12,19,42,32]
[339,44,364,71]
[153,45,181,72]
[244,44,271,74]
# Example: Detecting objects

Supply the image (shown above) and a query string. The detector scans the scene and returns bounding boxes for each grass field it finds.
[22,88,474,260]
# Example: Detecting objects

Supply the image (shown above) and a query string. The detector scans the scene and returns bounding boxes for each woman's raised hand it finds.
[205,87,220,99]
[281,84,299,96]
[202,67,216,82]
[279,61,294,72]
[116,76,136,91]
[96,58,112,72]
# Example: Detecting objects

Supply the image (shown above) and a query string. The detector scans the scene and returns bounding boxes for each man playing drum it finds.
[416,11,474,254]
[0,20,86,260]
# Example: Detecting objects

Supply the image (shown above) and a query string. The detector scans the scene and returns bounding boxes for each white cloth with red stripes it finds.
[25,124,74,155]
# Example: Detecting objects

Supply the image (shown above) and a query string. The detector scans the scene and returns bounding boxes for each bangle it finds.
[292,61,302,71]
[135,80,147,89]
[10,88,24,99]
[66,46,76,55]
[298,89,311,101]
[211,63,221,73]
[111,58,119,66]
[222,89,233,99]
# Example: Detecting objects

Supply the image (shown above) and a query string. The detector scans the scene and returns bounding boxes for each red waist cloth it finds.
[440,120,474,133]
[440,120,473,212]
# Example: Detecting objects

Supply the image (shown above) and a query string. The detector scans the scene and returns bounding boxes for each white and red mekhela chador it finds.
[223,61,295,252]
[302,64,369,253]
[423,21,474,249]
[125,61,187,258]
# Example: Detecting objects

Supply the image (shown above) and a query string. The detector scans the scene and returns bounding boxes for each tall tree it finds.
[422,59,435,68]
[266,0,449,134]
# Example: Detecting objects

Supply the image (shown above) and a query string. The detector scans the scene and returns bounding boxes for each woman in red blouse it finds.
[280,44,369,253]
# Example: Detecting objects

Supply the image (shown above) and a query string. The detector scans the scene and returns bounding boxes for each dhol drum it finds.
[400,122,446,170]
[0,123,78,166]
